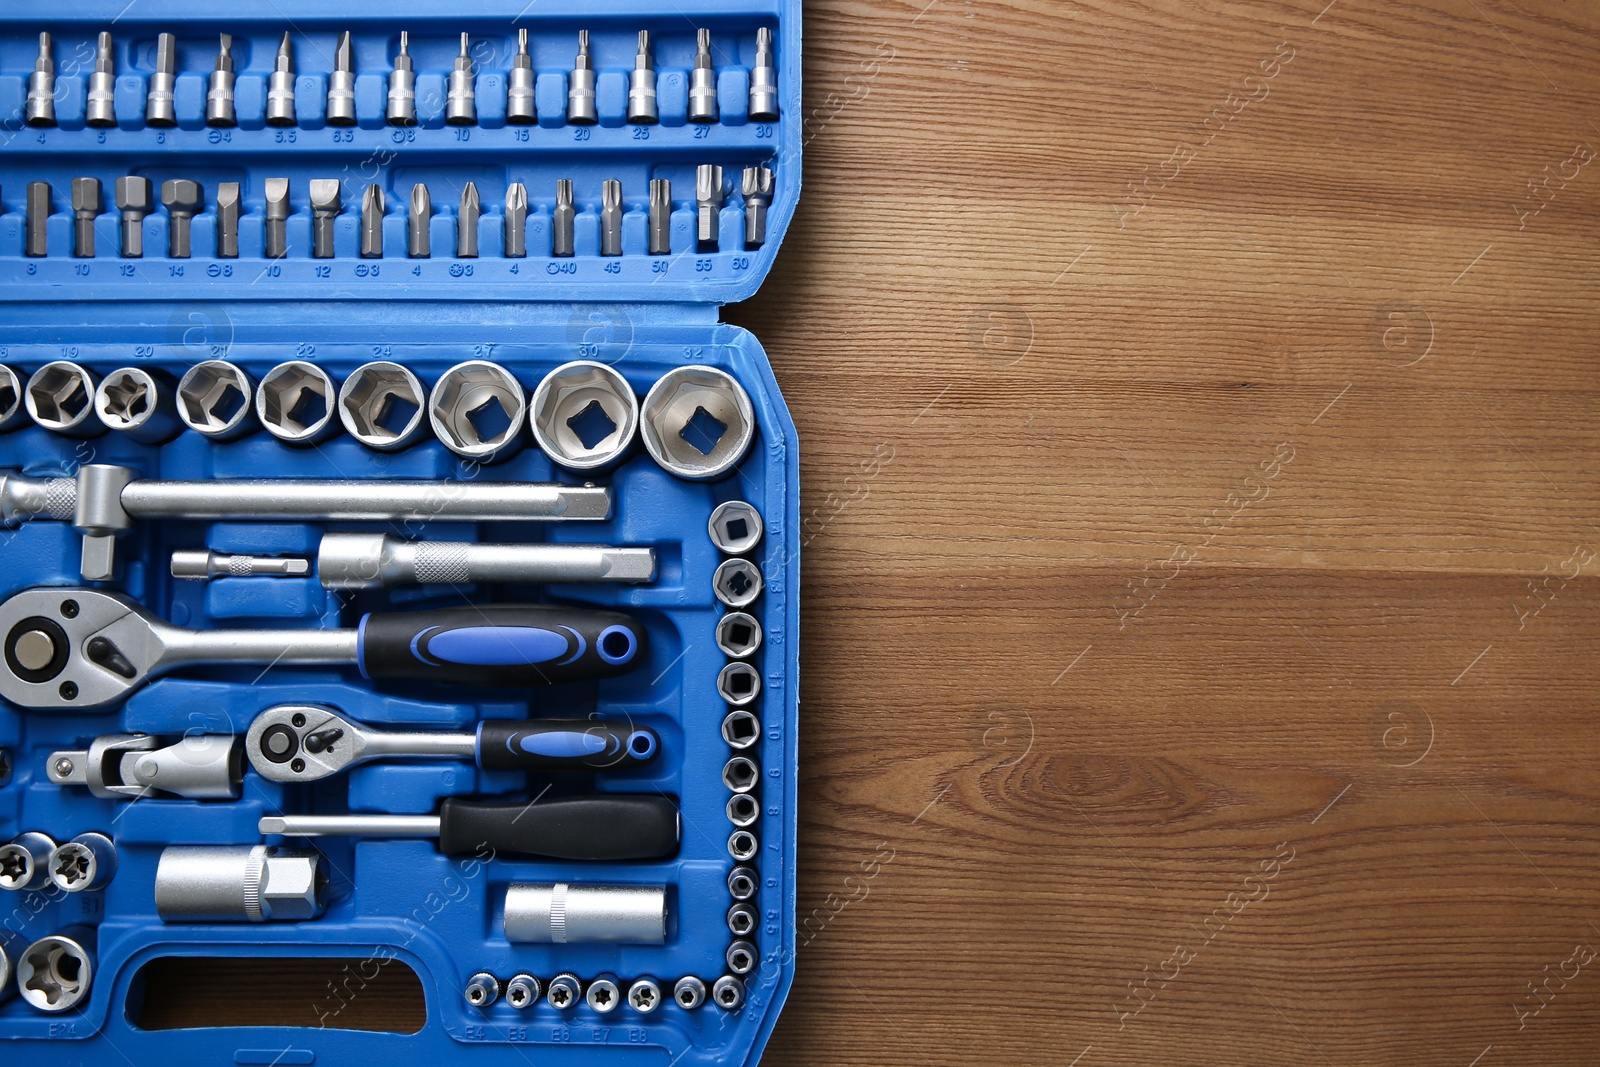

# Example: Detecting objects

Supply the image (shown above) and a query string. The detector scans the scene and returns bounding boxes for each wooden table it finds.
[728,0,1600,1062]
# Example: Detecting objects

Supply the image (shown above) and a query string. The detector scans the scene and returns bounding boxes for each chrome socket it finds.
[17,928,95,1013]
[529,360,639,471]
[717,661,761,706]
[723,756,759,794]
[26,362,102,437]
[712,975,745,1011]
[96,367,182,443]
[49,832,117,893]
[429,360,527,463]
[0,832,57,892]
[641,366,755,480]
[178,360,256,440]
[505,973,541,1009]
[504,882,667,944]
[726,940,757,975]
[726,792,760,828]
[709,500,763,554]
[586,973,621,1013]
[0,365,26,431]
[257,362,340,446]
[727,866,758,901]
[546,972,581,1009]
[465,972,500,1009]
[728,829,758,862]
[628,977,662,1013]
[716,613,763,659]
[713,558,764,608]
[674,976,706,1009]
[688,28,718,123]
[337,361,429,451]
[727,902,757,936]
[722,709,761,750]
[156,845,326,922]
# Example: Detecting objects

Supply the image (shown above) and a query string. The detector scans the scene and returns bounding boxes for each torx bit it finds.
[507,27,536,124]
[457,182,479,258]
[161,180,202,259]
[408,183,431,258]
[267,32,296,126]
[567,30,597,125]
[552,179,575,257]
[600,179,623,257]
[264,178,290,258]
[310,180,341,259]
[207,34,237,127]
[628,30,658,125]
[749,27,778,121]
[388,31,416,126]
[504,182,527,258]
[447,32,476,125]
[25,182,50,258]
[86,32,117,128]
[147,32,177,127]
[116,176,152,258]
[741,166,773,249]
[695,164,724,250]
[216,181,240,258]
[72,178,102,259]
[172,551,311,579]
[26,33,56,127]
[689,28,718,124]
[648,178,671,255]
[327,31,356,126]
[361,184,384,258]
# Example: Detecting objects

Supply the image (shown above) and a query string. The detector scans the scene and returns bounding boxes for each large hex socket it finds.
[428,360,527,463]
[0,365,26,432]
[503,882,666,944]
[337,361,429,451]
[155,845,327,922]
[25,362,103,437]
[95,367,183,443]
[257,361,340,445]
[17,927,95,1012]
[529,360,639,471]
[178,360,256,439]
[640,366,754,480]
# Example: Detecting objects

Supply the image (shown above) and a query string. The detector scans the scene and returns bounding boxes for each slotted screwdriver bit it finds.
[388,31,415,126]
[25,182,50,258]
[447,33,476,125]
[72,178,102,258]
[689,28,718,124]
[696,164,724,250]
[208,34,237,127]
[507,28,535,124]
[568,31,596,125]
[87,32,116,128]
[267,33,296,126]
[628,31,658,124]
[327,31,356,126]
[161,180,202,259]
[457,183,480,258]
[601,180,623,257]
[553,180,575,257]
[310,180,341,259]
[408,184,431,258]
[216,182,240,258]
[116,176,152,258]
[649,179,671,255]
[148,33,177,127]
[504,183,527,258]
[361,184,384,258]
[26,33,55,127]
[741,166,773,249]
[264,178,290,258]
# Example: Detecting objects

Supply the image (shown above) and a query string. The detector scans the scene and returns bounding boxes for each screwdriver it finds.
[261,795,681,861]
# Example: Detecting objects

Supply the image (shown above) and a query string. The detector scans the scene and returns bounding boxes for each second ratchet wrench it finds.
[245,706,659,782]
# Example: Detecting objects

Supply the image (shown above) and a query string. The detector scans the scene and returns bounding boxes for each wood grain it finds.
[724,0,1600,1062]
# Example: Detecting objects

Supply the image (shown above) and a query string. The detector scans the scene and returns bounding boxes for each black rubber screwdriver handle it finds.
[437,795,680,861]
[357,604,647,686]
[477,719,660,771]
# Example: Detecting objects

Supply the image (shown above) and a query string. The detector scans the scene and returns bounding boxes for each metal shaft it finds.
[171,551,311,579]
[120,478,610,521]
[316,533,655,589]
[261,814,440,837]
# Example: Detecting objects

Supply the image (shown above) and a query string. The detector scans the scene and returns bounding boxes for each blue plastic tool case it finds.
[0,3,799,1065]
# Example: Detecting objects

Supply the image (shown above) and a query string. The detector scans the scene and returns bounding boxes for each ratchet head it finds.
[246,705,369,782]
[0,588,161,711]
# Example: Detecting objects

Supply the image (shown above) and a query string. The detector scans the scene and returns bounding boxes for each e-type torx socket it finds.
[264,178,290,258]
[696,164,724,251]
[216,181,240,258]
[447,32,476,125]
[387,31,416,126]
[600,179,623,257]
[72,178,102,259]
[25,182,50,258]
[116,176,152,258]
[147,32,177,127]
[457,182,480,258]
[316,532,656,589]
[742,166,773,249]
[649,179,672,255]
[327,31,356,126]
[87,32,117,128]
[408,183,431,258]
[553,179,575,257]
[310,180,341,259]
[267,32,296,126]
[26,32,56,127]
[750,27,779,121]
[689,28,718,124]
[504,182,527,258]
[208,34,237,127]
[628,30,658,124]
[361,184,384,258]
[567,30,597,125]
[161,179,202,259]
[507,27,536,124]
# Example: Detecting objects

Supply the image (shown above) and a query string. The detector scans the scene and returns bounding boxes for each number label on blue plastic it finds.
[756,123,774,138]
[573,127,591,141]
[356,263,379,277]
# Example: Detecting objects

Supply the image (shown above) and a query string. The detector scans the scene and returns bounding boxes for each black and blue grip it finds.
[356,605,646,686]
[476,719,659,771]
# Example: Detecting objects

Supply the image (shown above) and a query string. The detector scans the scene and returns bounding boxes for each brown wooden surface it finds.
[723,0,1600,1063]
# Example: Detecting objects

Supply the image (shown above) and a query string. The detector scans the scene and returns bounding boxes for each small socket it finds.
[49,832,117,893]
[529,360,639,471]
[0,832,57,891]
[640,366,756,480]
[728,829,758,862]
[26,362,102,437]
[723,756,759,794]
[716,613,763,659]
[712,975,745,1011]
[257,361,340,445]
[429,360,527,463]
[717,661,761,706]
[465,972,500,1009]
[708,500,764,554]
[727,902,758,936]
[586,973,621,1013]
[505,973,541,1009]
[17,929,94,1013]
[673,976,706,1009]
[726,792,760,828]
[628,977,662,1013]
[726,940,757,975]
[721,709,761,750]
[178,361,256,439]
[0,366,26,432]
[338,362,428,451]
[727,866,758,901]
[714,558,764,608]
[546,972,581,1009]
[96,367,182,444]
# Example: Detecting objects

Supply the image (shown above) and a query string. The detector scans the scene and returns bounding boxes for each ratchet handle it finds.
[357,605,646,686]
[478,720,660,771]
[437,795,680,861]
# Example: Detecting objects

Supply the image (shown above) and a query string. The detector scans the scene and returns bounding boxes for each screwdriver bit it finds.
[741,166,773,249]
[447,33,476,126]
[600,179,623,257]
[457,183,480,258]
[552,180,575,258]
[628,31,658,125]
[567,31,597,125]
[504,182,527,258]
[216,182,240,258]
[408,183,431,258]
[507,28,536,124]
[750,27,778,121]
[327,31,356,126]
[25,182,50,258]
[267,33,296,126]
[161,180,202,259]
[147,32,177,127]
[696,164,724,250]
[648,179,671,255]
[26,33,56,127]
[116,176,153,258]
[72,178,102,259]
[207,34,237,127]
[310,180,341,259]
[264,178,290,258]
[87,32,117,128]
[689,28,718,124]
[361,184,384,258]
[388,31,416,126]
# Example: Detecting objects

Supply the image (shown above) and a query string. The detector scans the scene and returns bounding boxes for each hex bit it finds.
[361,185,384,258]
[86,32,116,128]
[408,184,431,258]
[267,33,296,126]
[601,180,623,257]
[327,31,356,126]
[26,32,55,127]
[388,31,415,126]
[264,179,290,258]
[447,33,476,125]
[628,31,658,124]
[507,28,535,124]
[689,29,718,123]
[116,177,152,258]
[552,180,575,257]
[208,34,237,126]
[72,179,102,259]
[25,182,49,258]
[215,182,240,258]
[161,180,202,259]
[147,33,177,127]
[649,179,672,255]
[750,27,778,121]
[742,166,773,249]
[696,164,724,251]
[310,180,341,259]
[504,183,527,258]
[457,183,480,258]
[567,31,597,125]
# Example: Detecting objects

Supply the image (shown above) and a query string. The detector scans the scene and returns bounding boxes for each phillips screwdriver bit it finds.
[504,182,527,258]
[457,182,479,258]
[147,32,177,127]
[267,33,296,126]
[507,28,536,124]
[696,164,724,251]
[26,32,56,127]
[264,178,291,258]
[600,179,623,257]
[649,179,671,255]
[327,31,357,126]
[408,183,431,258]
[689,28,718,124]
[116,176,152,258]
[72,178,102,259]
[552,180,575,257]
[628,30,658,125]
[741,166,773,249]
[161,180,202,259]
[750,27,778,121]
[567,31,597,125]
[216,182,240,258]
[207,34,237,127]
[361,184,384,258]
[447,33,476,125]
[310,180,341,259]
[25,182,50,258]
[87,32,117,128]
[388,31,416,126]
